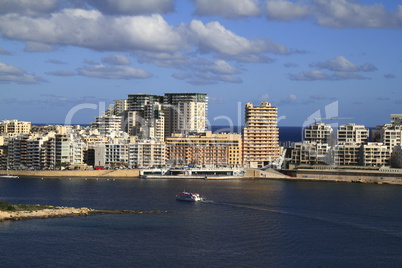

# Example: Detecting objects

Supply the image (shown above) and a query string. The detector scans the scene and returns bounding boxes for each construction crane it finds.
[306,117,353,124]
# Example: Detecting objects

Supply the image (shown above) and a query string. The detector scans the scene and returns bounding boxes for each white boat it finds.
[0,174,19,178]
[176,191,203,202]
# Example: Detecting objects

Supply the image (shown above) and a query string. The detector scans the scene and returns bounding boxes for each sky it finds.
[0,0,401,127]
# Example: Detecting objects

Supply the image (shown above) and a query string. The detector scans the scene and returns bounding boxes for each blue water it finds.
[1,177,402,267]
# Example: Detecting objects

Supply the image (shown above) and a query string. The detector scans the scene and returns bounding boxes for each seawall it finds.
[282,168,402,185]
[1,169,140,178]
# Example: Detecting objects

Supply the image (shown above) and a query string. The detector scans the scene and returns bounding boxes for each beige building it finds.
[0,120,31,136]
[128,140,166,168]
[337,123,369,144]
[291,142,331,165]
[304,123,333,144]
[165,131,242,166]
[360,142,390,167]
[333,143,361,166]
[242,102,280,168]
[163,93,208,137]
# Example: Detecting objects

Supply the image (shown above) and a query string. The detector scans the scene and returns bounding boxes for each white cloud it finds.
[77,64,152,79]
[0,62,45,84]
[137,52,191,68]
[0,0,59,16]
[189,20,288,58]
[87,0,174,15]
[288,70,330,81]
[265,0,402,28]
[102,54,131,65]
[46,59,67,64]
[288,69,368,81]
[0,47,12,55]
[194,0,260,18]
[310,56,377,72]
[265,0,311,21]
[313,0,399,28]
[206,60,238,74]
[311,56,358,72]
[24,42,55,52]
[0,10,184,53]
[46,70,75,77]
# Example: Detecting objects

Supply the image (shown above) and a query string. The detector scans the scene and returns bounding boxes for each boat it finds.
[176,191,203,202]
[0,174,19,178]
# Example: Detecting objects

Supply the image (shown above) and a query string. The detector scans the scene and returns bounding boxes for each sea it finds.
[1,178,402,267]
[2,126,401,267]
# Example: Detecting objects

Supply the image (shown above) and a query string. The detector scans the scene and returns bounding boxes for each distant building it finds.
[165,131,242,166]
[391,145,402,168]
[337,123,369,144]
[91,115,122,136]
[360,142,390,167]
[333,142,361,166]
[163,93,208,137]
[94,143,128,168]
[242,102,280,168]
[0,120,31,136]
[291,142,331,165]
[304,123,334,144]
[128,140,166,168]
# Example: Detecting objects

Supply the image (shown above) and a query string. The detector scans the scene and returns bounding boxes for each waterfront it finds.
[1,177,402,267]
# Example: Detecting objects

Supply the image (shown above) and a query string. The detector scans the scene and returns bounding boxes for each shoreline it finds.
[2,168,402,185]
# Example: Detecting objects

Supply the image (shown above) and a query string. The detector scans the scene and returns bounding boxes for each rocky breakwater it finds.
[0,202,164,221]
[0,206,93,221]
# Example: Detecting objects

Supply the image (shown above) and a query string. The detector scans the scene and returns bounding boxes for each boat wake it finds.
[201,200,402,239]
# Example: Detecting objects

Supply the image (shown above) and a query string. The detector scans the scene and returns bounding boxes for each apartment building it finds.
[91,114,122,136]
[0,120,31,136]
[337,123,369,144]
[94,143,128,168]
[291,142,331,165]
[165,131,242,166]
[128,140,166,168]
[242,102,280,168]
[163,93,208,137]
[304,123,334,144]
[360,142,390,167]
[333,143,361,166]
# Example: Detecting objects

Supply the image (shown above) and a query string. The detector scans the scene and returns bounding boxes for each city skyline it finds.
[0,0,401,127]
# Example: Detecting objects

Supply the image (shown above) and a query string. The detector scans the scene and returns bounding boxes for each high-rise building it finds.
[242,102,280,168]
[163,93,208,137]
[127,94,163,112]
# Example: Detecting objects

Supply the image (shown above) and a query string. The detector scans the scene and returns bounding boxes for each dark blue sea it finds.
[1,177,402,267]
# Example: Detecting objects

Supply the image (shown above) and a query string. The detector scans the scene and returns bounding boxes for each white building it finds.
[304,123,334,144]
[337,123,369,144]
[291,141,331,165]
[333,142,361,166]
[94,143,128,168]
[360,142,390,167]
[163,93,208,137]
[128,140,166,168]
[91,115,122,136]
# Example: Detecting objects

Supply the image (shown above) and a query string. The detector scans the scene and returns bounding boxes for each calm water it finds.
[1,177,402,267]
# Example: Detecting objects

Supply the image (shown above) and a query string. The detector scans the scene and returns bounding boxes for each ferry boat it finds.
[176,191,203,202]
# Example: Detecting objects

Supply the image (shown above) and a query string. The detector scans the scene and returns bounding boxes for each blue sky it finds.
[0,0,401,127]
